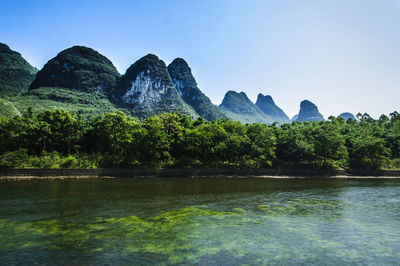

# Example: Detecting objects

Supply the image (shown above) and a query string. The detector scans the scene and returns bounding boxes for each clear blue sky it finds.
[1,0,399,118]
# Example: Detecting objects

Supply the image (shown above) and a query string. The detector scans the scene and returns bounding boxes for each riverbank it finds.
[0,168,399,180]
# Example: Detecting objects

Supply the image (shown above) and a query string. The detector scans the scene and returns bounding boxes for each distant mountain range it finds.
[0,43,356,122]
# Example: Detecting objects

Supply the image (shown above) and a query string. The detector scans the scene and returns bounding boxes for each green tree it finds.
[349,135,391,169]
[276,122,316,167]
[85,112,143,162]
[312,118,348,168]
[36,110,83,154]
[246,123,276,167]
[141,113,185,167]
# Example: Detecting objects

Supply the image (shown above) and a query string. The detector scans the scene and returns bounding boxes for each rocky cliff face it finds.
[338,112,356,121]
[29,46,120,93]
[255,93,290,123]
[219,91,272,124]
[115,54,196,119]
[295,100,325,122]
[167,58,226,121]
[0,43,37,96]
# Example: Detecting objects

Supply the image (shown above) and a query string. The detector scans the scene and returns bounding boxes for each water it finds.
[0,178,399,265]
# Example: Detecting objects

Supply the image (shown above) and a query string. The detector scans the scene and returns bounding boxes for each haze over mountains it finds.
[0,43,357,122]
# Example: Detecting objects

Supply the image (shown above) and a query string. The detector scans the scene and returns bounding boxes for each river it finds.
[0,178,399,265]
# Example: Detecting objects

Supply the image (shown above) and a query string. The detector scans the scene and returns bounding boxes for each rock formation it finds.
[295,100,325,122]
[255,93,290,123]
[167,58,225,121]
[115,54,196,118]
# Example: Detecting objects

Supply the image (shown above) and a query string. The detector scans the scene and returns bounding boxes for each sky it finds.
[0,0,399,118]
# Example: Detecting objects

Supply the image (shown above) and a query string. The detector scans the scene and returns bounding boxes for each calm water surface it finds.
[0,178,399,265]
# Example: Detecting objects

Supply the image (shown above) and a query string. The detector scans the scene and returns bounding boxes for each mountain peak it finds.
[140,53,161,61]
[29,45,120,93]
[62,45,99,53]
[0,43,12,53]
[220,91,253,109]
[122,54,168,81]
[219,91,272,124]
[257,93,274,104]
[170,57,189,67]
[167,58,226,120]
[168,57,193,85]
[296,100,324,122]
[225,90,237,96]
[115,54,196,119]
[338,112,356,120]
[300,100,316,108]
[255,93,289,123]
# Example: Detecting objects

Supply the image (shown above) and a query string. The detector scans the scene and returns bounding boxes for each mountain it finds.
[255,93,290,123]
[0,45,124,119]
[295,100,325,122]
[167,58,226,121]
[0,43,37,96]
[339,112,356,121]
[218,91,272,124]
[115,54,197,119]
[29,46,120,94]
[291,114,298,122]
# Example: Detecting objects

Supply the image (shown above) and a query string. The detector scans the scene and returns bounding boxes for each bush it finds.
[386,158,400,169]
[0,149,29,168]
[60,156,79,168]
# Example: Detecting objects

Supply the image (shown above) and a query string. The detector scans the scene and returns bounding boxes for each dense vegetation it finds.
[7,87,126,120]
[0,110,399,170]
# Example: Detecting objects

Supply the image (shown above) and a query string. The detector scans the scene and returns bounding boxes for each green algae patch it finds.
[0,206,250,264]
[256,198,346,220]
[1,200,399,265]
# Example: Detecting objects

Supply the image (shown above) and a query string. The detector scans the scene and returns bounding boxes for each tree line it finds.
[0,109,399,169]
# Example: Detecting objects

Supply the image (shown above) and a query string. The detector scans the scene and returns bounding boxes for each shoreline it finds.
[0,168,399,180]
[1,175,400,181]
